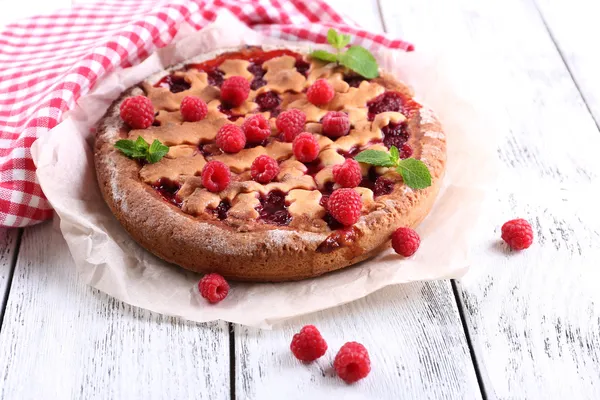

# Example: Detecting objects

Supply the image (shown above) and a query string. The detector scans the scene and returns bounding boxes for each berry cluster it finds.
[290,324,371,384]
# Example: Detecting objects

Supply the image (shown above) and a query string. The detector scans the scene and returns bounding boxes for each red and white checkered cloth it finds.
[0,0,413,228]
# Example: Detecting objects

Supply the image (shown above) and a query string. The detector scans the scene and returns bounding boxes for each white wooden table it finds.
[2,0,600,398]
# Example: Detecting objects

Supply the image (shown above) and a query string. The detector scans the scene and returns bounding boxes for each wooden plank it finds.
[379,0,600,397]
[0,222,231,399]
[0,229,20,313]
[234,1,481,398]
[236,281,482,399]
[534,0,600,127]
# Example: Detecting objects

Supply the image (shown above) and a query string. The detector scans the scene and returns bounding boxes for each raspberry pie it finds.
[94,46,446,281]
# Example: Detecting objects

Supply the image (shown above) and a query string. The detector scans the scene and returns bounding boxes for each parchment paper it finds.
[31,11,497,329]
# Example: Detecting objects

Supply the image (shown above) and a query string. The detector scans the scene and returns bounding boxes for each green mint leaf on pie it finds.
[396,158,432,189]
[114,139,138,157]
[389,145,400,164]
[114,136,168,164]
[326,28,350,49]
[147,139,169,163]
[338,45,379,79]
[338,33,351,49]
[327,28,339,47]
[354,149,396,167]
[310,49,338,63]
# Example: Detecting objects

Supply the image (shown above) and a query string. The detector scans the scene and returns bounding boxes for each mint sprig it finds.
[310,28,379,79]
[115,136,169,164]
[354,146,432,190]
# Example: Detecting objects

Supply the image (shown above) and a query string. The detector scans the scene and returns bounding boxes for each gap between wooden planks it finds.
[379,0,600,398]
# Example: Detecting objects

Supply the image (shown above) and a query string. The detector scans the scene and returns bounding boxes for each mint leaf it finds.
[390,145,399,164]
[310,49,338,63]
[338,33,351,49]
[338,45,379,79]
[115,136,168,164]
[354,149,395,167]
[396,159,432,189]
[114,139,138,157]
[327,28,339,47]
[147,139,169,163]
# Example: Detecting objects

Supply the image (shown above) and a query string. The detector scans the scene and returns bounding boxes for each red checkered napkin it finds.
[0,0,413,228]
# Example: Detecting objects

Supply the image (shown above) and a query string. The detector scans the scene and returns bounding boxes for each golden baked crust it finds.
[94,45,446,282]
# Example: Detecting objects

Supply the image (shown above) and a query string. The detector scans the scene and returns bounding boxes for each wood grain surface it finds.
[0,223,231,400]
[0,229,19,316]
[235,282,482,400]
[535,0,600,127]
[380,0,600,398]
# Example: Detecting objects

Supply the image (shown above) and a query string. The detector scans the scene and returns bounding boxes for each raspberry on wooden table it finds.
[216,124,246,153]
[251,155,279,183]
[292,132,320,163]
[198,273,229,304]
[202,160,230,192]
[276,109,306,142]
[290,325,328,362]
[180,95,208,122]
[321,111,350,138]
[328,188,362,226]
[391,227,420,257]
[119,95,154,129]
[220,76,250,107]
[307,78,335,106]
[242,114,271,144]
[501,218,534,250]
[334,342,371,383]
[333,159,362,188]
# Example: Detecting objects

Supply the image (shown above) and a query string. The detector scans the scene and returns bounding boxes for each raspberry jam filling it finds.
[156,75,191,93]
[367,91,422,120]
[256,190,291,226]
[199,143,223,157]
[152,178,182,207]
[210,200,231,220]
[316,226,361,255]
[382,121,409,149]
[343,74,366,88]
[217,104,243,121]
[255,91,282,114]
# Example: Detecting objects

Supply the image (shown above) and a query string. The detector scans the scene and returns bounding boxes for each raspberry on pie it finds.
[95,46,446,282]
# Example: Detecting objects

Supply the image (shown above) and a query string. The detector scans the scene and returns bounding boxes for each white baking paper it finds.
[32,11,497,329]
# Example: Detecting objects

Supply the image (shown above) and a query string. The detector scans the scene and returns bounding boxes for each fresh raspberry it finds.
[242,114,271,144]
[276,109,306,142]
[333,159,362,188]
[198,273,229,304]
[251,155,279,183]
[307,79,335,106]
[180,95,208,122]
[120,95,154,129]
[328,188,362,226]
[322,111,351,138]
[202,160,231,192]
[216,124,246,153]
[501,218,533,250]
[290,325,328,362]
[391,227,420,257]
[293,132,320,163]
[334,342,371,383]
[220,76,250,107]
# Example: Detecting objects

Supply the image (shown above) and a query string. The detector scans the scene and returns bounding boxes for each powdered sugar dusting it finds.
[424,130,445,139]
[419,107,438,125]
